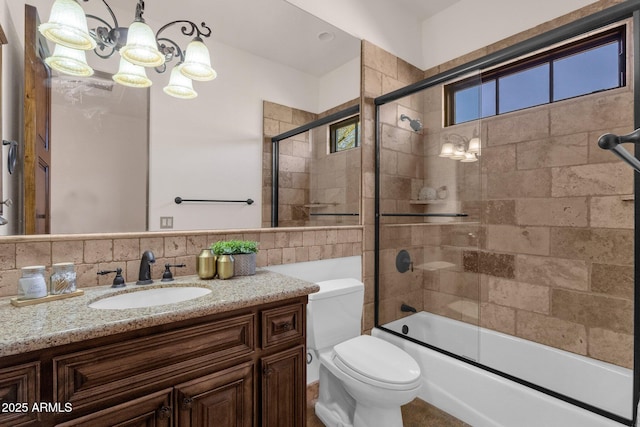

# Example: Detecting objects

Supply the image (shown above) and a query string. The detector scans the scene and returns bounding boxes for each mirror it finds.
[4,0,361,235]
[50,72,149,234]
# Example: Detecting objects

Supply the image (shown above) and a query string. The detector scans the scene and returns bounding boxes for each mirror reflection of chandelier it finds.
[39,0,217,99]
[439,131,481,163]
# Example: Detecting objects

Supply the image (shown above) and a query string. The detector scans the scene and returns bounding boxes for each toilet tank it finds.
[307,278,364,352]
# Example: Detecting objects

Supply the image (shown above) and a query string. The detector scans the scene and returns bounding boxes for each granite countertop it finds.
[0,270,319,358]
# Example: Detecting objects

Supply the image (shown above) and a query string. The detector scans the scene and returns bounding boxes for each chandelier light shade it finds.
[440,132,481,163]
[438,142,454,158]
[39,0,96,50]
[164,65,197,99]
[120,20,165,67]
[38,0,216,99]
[467,137,481,154]
[181,38,217,81]
[450,146,467,160]
[112,57,152,88]
[460,152,478,162]
[45,43,94,77]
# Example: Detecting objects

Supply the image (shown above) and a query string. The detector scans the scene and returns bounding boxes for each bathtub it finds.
[373,311,633,427]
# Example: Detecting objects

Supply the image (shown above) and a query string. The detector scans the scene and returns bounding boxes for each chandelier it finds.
[39,0,217,99]
[439,132,481,163]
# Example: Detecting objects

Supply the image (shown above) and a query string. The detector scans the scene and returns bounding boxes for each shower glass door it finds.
[376,10,635,424]
[376,83,483,363]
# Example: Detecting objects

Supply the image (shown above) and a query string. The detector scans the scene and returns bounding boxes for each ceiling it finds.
[105,0,461,77]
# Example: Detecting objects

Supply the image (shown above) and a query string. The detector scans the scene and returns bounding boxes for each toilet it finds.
[307,278,421,427]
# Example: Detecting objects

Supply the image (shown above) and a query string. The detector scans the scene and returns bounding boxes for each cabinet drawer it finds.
[261,304,304,349]
[55,388,172,427]
[0,362,40,427]
[54,314,254,413]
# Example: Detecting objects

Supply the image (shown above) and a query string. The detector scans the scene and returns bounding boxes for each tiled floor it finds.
[307,397,471,427]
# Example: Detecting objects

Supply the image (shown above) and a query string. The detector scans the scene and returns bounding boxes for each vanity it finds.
[0,270,318,427]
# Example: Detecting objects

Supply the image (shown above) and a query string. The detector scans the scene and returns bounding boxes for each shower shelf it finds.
[409,200,445,205]
[309,212,359,216]
[304,203,337,208]
[381,213,468,217]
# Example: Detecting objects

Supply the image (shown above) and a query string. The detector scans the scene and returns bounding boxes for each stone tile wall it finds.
[0,227,362,298]
[262,101,316,227]
[360,40,425,332]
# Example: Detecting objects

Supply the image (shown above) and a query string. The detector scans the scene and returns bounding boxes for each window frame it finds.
[329,115,360,153]
[444,26,626,126]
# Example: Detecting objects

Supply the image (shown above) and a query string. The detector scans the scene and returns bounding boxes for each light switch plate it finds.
[160,216,173,229]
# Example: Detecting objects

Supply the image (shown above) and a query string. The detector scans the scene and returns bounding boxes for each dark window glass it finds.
[330,116,360,153]
[553,41,620,101]
[444,26,624,126]
[453,80,496,123]
[498,63,549,114]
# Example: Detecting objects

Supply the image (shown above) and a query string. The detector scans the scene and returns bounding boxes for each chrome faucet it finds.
[136,250,155,285]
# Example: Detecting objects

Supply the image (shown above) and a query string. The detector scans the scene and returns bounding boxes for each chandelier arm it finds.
[157,37,185,65]
[84,14,117,58]
[83,0,119,29]
[156,20,212,41]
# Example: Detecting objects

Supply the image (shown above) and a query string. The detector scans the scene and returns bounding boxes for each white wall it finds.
[421,0,599,70]
[148,40,319,231]
[51,81,148,234]
[318,56,360,113]
[287,0,600,70]
[286,0,423,68]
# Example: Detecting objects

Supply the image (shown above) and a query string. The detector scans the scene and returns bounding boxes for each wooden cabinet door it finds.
[175,362,254,427]
[0,362,40,427]
[261,345,305,427]
[55,389,172,427]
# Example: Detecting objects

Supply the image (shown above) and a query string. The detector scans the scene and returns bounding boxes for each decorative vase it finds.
[233,253,256,276]
[217,255,235,280]
[196,249,216,279]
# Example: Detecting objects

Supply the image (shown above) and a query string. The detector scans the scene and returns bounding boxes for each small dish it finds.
[418,187,436,201]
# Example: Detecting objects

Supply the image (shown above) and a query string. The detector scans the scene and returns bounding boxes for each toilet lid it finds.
[333,335,420,386]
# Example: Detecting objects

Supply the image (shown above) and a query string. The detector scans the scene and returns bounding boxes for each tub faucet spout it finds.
[136,250,155,285]
[401,303,417,313]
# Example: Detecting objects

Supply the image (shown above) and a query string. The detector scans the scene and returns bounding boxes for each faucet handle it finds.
[161,263,186,282]
[97,268,126,288]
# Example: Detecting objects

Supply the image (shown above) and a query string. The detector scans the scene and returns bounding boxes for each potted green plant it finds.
[210,240,259,276]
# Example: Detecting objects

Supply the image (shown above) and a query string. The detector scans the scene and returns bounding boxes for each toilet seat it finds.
[332,335,421,391]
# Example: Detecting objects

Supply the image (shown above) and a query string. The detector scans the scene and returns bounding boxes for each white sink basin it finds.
[89,287,212,310]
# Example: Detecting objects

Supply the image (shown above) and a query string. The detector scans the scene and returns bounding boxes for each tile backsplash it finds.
[0,226,362,297]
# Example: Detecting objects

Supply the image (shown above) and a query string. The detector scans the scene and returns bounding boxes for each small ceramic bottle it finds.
[197,249,217,279]
[217,255,234,280]
[18,266,48,299]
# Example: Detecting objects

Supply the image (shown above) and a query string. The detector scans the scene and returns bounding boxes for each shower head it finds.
[400,114,423,132]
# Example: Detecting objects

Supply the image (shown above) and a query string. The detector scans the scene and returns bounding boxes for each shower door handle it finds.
[598,129,640,173]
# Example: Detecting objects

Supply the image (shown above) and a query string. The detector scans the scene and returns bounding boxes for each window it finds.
[330,115,360,153]
[445,26,625,126]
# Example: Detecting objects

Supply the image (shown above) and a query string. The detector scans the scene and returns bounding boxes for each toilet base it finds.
[315,364,355,427]
[315,396,404,427]
[315,360,410,427]
[353,403,403,427]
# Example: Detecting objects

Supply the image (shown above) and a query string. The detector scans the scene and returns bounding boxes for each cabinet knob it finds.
[263,367,274,376]
[182,397,194,410]
[157,405,172,419]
